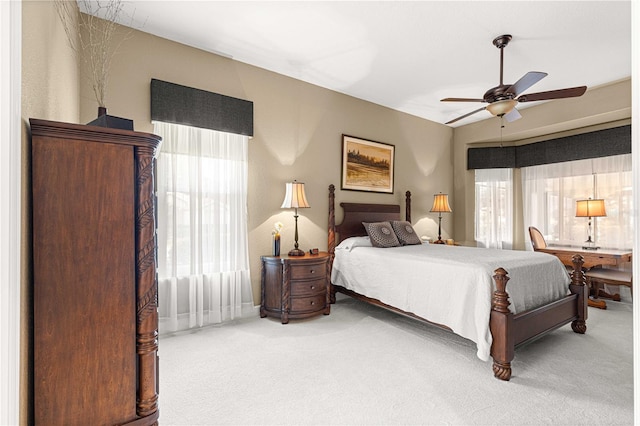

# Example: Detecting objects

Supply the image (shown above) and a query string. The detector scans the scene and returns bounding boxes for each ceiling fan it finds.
[441,34,587,125]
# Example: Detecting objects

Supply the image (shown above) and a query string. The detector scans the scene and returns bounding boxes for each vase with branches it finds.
[54,0,138,128]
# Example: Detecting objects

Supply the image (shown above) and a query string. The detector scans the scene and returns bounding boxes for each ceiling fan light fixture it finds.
[486,99,518,117]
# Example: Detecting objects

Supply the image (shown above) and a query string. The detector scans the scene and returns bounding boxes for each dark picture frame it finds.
[341,135,395,193]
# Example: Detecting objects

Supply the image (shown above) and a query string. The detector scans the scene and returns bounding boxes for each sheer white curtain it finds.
[154,121,254,334]
[475,168,513,249]
[522,154,632,250]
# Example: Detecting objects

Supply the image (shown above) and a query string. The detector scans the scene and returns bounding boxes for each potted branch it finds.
[54,0,137,130]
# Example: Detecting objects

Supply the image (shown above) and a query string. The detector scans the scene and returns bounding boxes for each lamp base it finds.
[433,238,446,245]
[582,245,600,251]
[288,248,306,256]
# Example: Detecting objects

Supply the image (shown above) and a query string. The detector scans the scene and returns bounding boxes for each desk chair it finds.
[529,226,575,276]
[528,226,547,251]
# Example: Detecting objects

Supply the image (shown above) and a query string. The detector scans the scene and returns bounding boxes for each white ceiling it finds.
[90,1,632,127]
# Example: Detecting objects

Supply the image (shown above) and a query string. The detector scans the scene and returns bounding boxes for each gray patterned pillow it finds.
[362,221,400,248]
[391,221,421,245]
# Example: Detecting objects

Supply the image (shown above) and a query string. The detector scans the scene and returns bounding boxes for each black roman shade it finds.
[150,79,253,137]
[468,125,631,169]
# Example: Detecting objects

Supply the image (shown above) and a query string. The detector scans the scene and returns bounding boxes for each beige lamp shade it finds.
[430,193,452,213]
[281,181,310,209]
[575,198,606,218]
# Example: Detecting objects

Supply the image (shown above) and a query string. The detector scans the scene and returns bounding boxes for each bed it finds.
[327,184,588,381]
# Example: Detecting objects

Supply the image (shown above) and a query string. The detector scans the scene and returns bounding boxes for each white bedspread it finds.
[331,241,571,361]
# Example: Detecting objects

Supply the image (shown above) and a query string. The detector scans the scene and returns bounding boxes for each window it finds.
[522,154,632,250]
[154,121,254,333]
[475,168,513,249]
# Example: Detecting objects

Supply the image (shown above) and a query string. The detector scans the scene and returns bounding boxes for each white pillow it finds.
[336,236,372,252]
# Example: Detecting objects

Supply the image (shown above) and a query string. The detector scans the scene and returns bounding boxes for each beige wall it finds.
[22,1,79,123]
[76,25,454,304]
[452,78,632,249]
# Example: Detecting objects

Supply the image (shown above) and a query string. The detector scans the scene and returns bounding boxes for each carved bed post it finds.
[570,254,587,334]
[490,267,513,381]
[405,190,412,222]
[328,184,337,303]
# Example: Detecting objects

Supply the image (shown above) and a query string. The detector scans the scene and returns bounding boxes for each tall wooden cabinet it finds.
[30,119,161,425]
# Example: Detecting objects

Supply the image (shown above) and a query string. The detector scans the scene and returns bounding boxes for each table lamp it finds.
[281,180,310,256]
[430,192,452,244]
[575,198,606,250]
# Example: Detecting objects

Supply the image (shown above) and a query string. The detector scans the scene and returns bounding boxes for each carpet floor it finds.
[158,294,633,425]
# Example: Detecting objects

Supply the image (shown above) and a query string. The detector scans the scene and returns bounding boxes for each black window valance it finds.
[150,79,253,137]
[468,125,631,170]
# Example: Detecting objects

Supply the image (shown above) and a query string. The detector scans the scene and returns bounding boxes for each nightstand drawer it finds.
[291,294,326,313]
[291,278,326,297]
[290,262,326,280]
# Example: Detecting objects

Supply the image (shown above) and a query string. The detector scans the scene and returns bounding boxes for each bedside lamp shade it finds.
[575,198,606,250]
[281,181,310,256]
[281,181,310,210]
[575,199,607,218]
[430,193,452,214]
[430,193,452,244]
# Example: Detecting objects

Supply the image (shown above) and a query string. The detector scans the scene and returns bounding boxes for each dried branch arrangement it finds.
[54,0,136,108]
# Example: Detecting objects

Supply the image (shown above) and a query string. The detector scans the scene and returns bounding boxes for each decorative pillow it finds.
[336,236,372,252]
[362,221,400,248]
[391,221,422,245]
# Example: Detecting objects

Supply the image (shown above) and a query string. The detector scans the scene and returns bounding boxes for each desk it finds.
[539,246,632,308]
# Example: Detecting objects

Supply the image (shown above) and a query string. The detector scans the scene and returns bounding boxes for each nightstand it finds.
[260,252,331,324]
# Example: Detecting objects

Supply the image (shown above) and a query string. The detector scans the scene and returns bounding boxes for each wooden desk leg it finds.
[597,288,622,301]
[587,278,607,309]
[588,297,607,309]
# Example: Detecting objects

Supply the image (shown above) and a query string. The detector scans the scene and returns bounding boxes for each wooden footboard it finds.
[489,254,586,380]
[327,184,587,381]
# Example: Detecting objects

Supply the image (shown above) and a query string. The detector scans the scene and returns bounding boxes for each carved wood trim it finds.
[260,260,267,318]
[570,254,587,333]
[328,184,336,259]
[135,145,159,419]
[282,261,291,324]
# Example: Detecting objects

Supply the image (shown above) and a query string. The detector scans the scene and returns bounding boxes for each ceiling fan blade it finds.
[444,106,487,125]
[517,86,587,103]
[504,107,521,123]
[505,71,547,97]
[441,97,485,103]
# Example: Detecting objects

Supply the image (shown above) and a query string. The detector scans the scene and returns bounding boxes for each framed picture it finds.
[341,135,395,193]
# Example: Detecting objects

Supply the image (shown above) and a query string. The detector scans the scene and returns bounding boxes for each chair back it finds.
[529,226,547,250]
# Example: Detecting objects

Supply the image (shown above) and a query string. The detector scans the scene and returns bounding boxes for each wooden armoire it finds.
[30,118,161,425]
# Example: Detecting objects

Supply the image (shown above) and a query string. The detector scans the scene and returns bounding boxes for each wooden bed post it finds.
[405,191,412,223]
[490,267,513,381]
[328,184,337,303]
[570,254,587,334]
